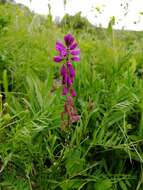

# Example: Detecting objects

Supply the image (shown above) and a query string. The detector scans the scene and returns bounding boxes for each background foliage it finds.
[0,1,143,190]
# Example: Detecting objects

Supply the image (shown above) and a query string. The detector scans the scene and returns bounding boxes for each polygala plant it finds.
[53,34,80,129]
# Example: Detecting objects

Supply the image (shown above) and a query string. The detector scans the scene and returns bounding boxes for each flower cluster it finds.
[54,34,80,96]
[53,34,80,128]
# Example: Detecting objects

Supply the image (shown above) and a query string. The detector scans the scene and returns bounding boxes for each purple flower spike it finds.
[71,57,80,62]
[70,49,80,55]
[53,56,63,62]
[62,86,68,95]
[53,33,81,128]
[64,34,74,47]
[70,42,78,50]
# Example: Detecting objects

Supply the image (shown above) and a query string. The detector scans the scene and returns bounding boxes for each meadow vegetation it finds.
[0,2,143,190]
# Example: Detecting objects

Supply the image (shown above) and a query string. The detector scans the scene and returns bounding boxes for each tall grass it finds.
[0,2,143,190]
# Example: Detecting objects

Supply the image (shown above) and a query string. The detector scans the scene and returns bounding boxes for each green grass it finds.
[0,2,143,190]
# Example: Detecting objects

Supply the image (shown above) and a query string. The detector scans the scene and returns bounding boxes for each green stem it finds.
[0,94,2,115]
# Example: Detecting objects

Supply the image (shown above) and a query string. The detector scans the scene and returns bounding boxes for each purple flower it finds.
[60,65,67,76]
[70,49,80,55]
[62,74,68,85]
[56,41,65,52]
[71,115,80,122]
[64,34,74,47]
[71,89,76,97]
[53,34,81,128]
[53,55,63,62]
[70,42,78,50]
[62,86,68,95]
[67,76,72,86]
[71,57,80,62]
[67,62,75,78]
[54,34,80,64]
[56,41,67,57]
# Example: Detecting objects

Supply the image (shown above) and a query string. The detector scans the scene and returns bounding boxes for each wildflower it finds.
[60,65,67,76]
[70,49,80,55]
[53,33,80,129]
[70,42,78,50]
[71,57,80,62]
[71,89,76,97]
[67,61,75,78]
[53,56,63,62]
[53,34,80,64]
[62,86,68,95]
[64,34,74,47]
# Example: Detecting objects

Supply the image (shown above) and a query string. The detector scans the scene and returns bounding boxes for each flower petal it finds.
[56,41,67,56]
[70,42,78,50]
[67,62,75,78]
[70,49,80,55]
[62,86,68,95]
[67,96,73,104]
[60,65,67,76]
[71,89,76,97]
[61,49,67,57]
[53,56,63,62]
[64,34,74,47]
[56,41,65,51]
[71,57,80,62]
[62,74,68,84]
[67,77,72,86]
[71,115,80,122]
